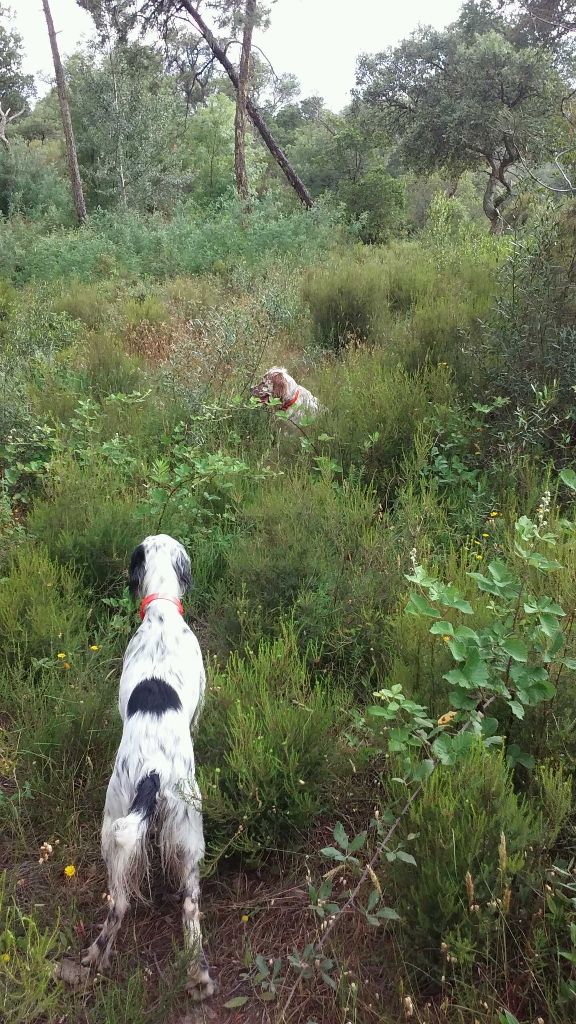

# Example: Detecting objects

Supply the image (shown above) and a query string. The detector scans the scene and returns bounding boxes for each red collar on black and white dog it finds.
[139,594,184,620]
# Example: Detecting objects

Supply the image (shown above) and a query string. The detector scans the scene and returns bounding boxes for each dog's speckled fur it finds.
[82,534,215,1001]
[251,366,319,427]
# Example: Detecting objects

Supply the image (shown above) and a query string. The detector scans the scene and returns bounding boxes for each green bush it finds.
[0,543,88,666]
[303,254,388,352]
[339,167,405,243]
[391,744,540,980]
[313,353,454,483]
[28,458,144,593]
[208,468,401,679]
[197,629,352,858]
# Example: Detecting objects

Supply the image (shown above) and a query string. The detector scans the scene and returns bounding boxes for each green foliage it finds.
[0,873,64,1024]
[303,254,388,351]
[391,743,539,975]
[0,196,344,284]
[338,166,405,243]
[0,543,88,667]
[209,468,400,678]
[356,8,568,225]
[314,354,454,482]
[197,629,351,858]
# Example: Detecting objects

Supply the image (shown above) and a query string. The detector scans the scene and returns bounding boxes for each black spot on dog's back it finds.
[127,677,182,718]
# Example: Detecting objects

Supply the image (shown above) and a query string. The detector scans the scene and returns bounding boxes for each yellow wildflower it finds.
[490,511,499,518]
[64,864,76,878]
[482,533,490,538]
[89,644,100,652]
[56,652,66,659]
[1,952,9,963]
[442,635,451,643]
[438,711,457,727]
[240,914,249,923]
[475,554,483,560]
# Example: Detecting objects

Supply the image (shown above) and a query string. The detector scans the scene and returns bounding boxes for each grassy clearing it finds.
[1,208,576,1023]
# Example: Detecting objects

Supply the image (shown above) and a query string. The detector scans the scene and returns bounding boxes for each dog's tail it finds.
[104,771,160,897]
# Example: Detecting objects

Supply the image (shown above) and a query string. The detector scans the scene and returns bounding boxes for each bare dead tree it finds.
[0,104,24,150]
[42,0,87,225]
[177,0,313,208]
[234,0,256,203]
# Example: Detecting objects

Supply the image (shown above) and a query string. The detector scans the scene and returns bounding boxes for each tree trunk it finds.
[483,172,503,233]
[179,0,313,208]
[234,0,256,203]
[42,0,87,225]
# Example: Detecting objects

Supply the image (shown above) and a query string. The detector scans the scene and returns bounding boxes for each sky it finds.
[15,0,463,111]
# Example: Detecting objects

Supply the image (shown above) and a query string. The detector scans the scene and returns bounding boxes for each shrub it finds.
[339,167,405,243]
[390,743,539,980]
[27,458,144,593]
[197,628,352,858]
[0,543,88,667]
[312,353,454,484]
[303,254,388,352]
[208,468,401,679]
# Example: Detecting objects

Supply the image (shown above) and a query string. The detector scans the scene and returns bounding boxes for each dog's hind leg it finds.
[161,789,215,1001]
[81,812,131,970]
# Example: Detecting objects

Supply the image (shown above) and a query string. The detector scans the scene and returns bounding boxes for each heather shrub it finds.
[391,744,571,986]
[208,468,401,679]
[0,543,88,667]
[27,459,144,592]
[303,254,388,351]
[312,353,454,484]
[197,628,352,858]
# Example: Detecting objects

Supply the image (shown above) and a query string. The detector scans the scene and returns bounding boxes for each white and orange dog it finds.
[82,534,215,1001]
[250,366,319,427]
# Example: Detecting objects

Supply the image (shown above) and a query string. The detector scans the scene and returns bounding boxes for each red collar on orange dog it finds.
[281,389,300,412]
[139,594,184,620]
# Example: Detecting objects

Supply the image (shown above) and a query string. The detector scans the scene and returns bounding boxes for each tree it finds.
[0,6,34,148]
[42,0,87,225]
[67,42,187,211]
[0,6,34,112]
[77,0,314,207]
[234,0,256,201]
[355,8,568,231]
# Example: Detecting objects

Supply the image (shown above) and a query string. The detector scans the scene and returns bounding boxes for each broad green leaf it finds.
[539,613,561,638]
[506,744,535,770]
[367,889,380,912]
[429,620,454,635]
[348,831,367,854]
[444,668,474,689]
[377,906,401,920]
[501,638,528,662]
[406,593,441,618]
[333,822,349,850]
[395,850,417,866]
[508,700,525,719]
[462,649,489,686]
[560,468,576,491]
[224,996,249,1008]
[320,847,346,861]
[447,638,468,662]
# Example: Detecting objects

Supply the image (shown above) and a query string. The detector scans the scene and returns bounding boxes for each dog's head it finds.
[250,366,296,406]
[128,534,192,601]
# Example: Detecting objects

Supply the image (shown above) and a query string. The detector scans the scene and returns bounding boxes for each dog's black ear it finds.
[128,543,146,599]
[172,546,192,595]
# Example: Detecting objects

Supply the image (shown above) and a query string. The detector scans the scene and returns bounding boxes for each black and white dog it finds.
[82,534,215,1000]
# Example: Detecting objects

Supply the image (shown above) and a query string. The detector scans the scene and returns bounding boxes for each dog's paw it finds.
[186,964,217,1001]
[54,957,92,988]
